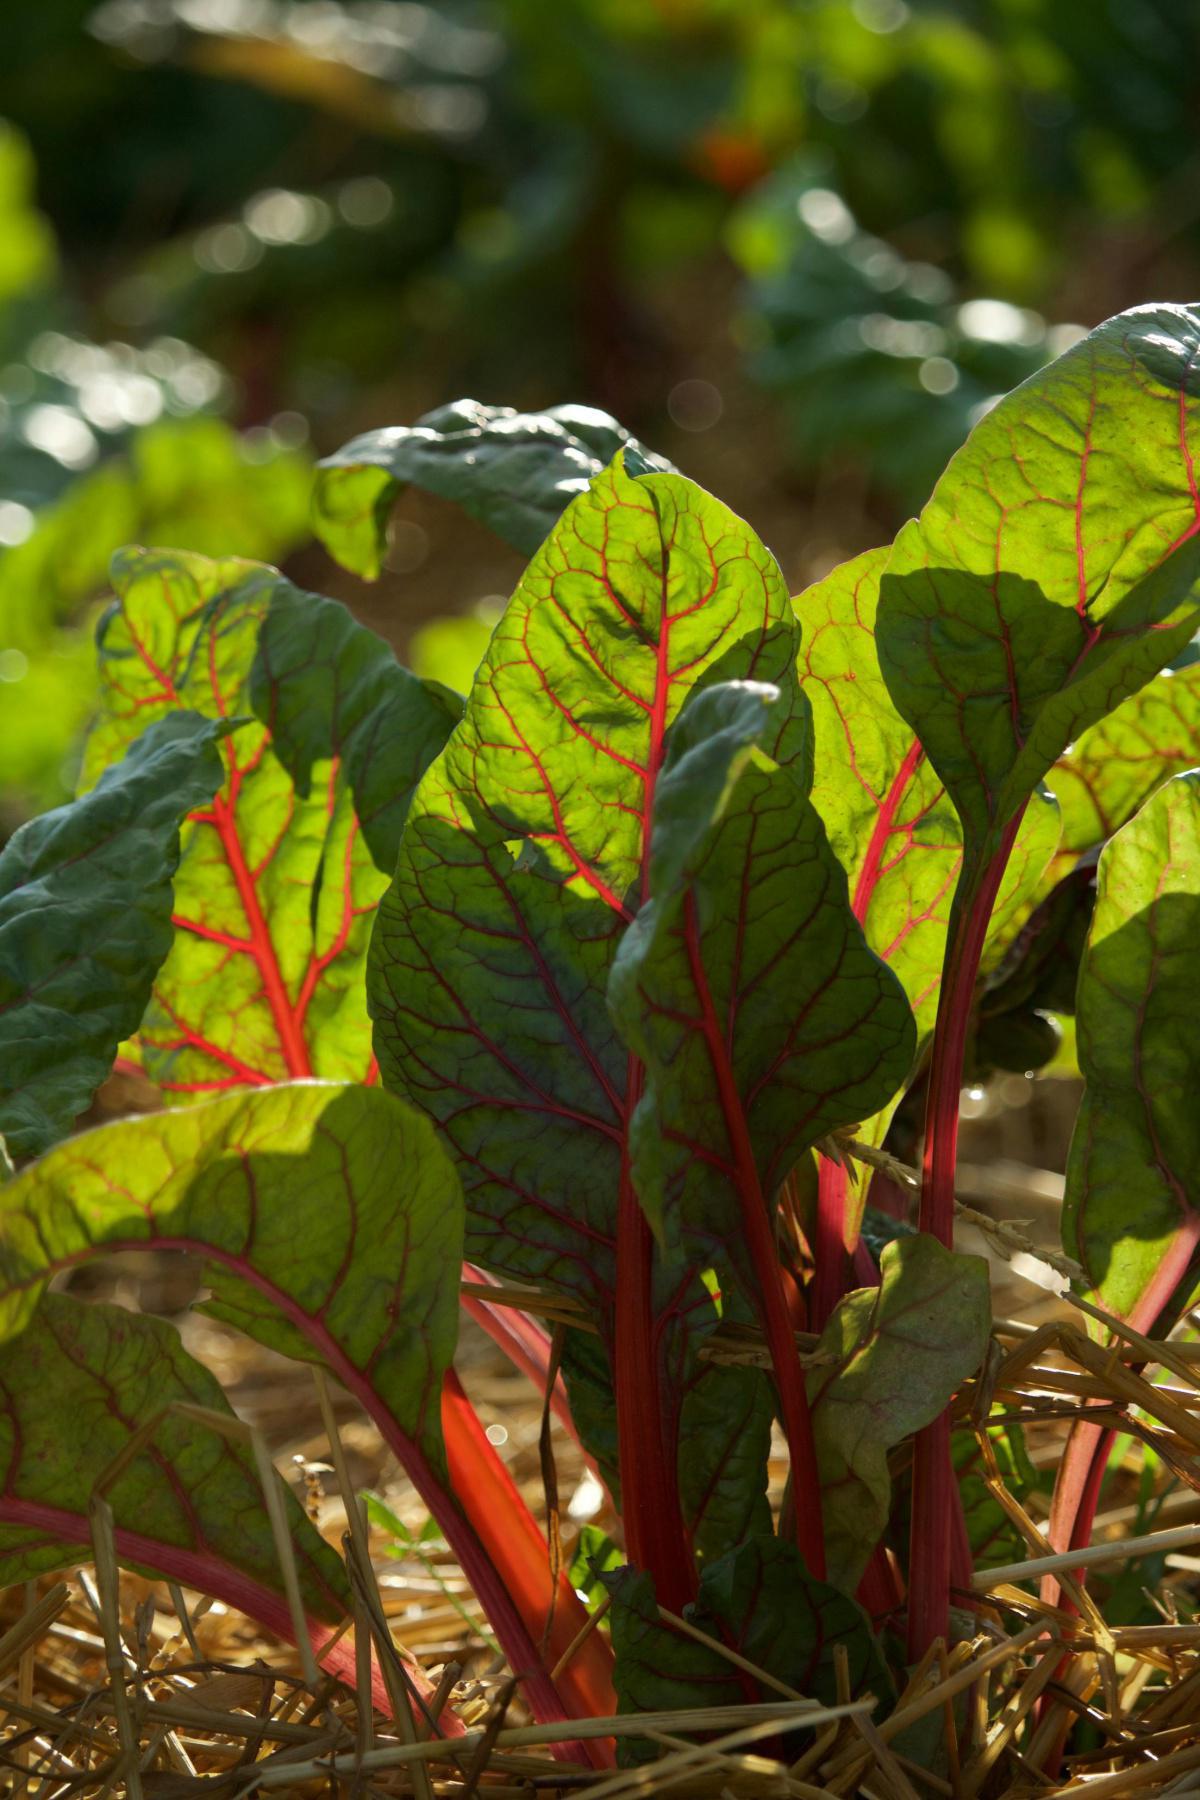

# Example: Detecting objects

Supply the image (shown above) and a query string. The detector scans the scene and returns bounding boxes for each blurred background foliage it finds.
[2,0,1199,828]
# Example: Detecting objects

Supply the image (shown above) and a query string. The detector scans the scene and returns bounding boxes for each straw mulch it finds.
[5,1156,1200,1798]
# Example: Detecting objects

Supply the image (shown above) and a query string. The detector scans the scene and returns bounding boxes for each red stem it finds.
[812,1159,851,1332]
[460,1263,579,1443]
[906,809,1026,1658]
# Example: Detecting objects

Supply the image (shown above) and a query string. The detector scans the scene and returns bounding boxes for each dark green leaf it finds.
[807,1234,992,1589]
[605,1540,887,1760]
[369,455,800,1307]
[0,711,227,1157]
[313,399,670,578]
[82,549,393,1093]
[249,569,462,873]
[609,676,915,1291]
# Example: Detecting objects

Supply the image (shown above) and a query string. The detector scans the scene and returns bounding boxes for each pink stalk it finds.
[459,1263,578,1442]
[906,809,1026,1658]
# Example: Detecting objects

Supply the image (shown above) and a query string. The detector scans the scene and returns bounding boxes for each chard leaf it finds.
[798,546,960,1043]
[0,712,227,1158]
[314,399,670,579]
[369,452,800,1593]
[82,550,398,1093]
[249,574,462,874]
[0,1293,351,1650]
[807,1234,991,1590]
[605,1542,885,1758]
[1046,658,1200,885]
[876,305,1200,865]
[0,1082,610,1724]
[370,454,801,1306]
[1064,772,1200,1330]
[0,1084,463,1477]
[609,676,915,1287]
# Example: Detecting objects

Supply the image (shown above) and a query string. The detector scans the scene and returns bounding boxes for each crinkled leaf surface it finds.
[82,550,392,1093]
[314,399,670,578]
[1064,772,1200,1330]
[0,1293,348,1631]
[370,454,802,1307]
[249,574,462,874]
[605,1541,885,1759]
[0,712,227,1158]
[1046,659,1200,885]
[609,678,915,1286]
[877,305,1200,865]
[0,1084,463,1478]
[807,1234,991,1590]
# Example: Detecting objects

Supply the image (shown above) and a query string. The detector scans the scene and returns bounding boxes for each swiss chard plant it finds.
[3,303,1200,1762]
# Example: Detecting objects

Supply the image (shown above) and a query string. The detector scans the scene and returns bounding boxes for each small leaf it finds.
[0,712,227,1157]
[313,399,670,578]
[877,305,1200,865]
[1064,772,1200,1330]
[0,1084,463,1478]
[605,1540,886,1760]
[0,1293,349,1638]
[807,1234,992,1590]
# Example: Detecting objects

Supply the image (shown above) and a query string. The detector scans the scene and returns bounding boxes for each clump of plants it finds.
[3,306,1200,1777]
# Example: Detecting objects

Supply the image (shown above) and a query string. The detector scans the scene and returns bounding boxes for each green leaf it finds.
[0,712,227,1158]
[1064,772,1200,1329]
[609,676,915,1290]
[82,549,394,1093]
[249,570,462,874]
[568,1523,623,1612]
[0,1083,464,1479]
[313,400,670,579]
[0,1292,349,1636]
[561,1328,773,1565]
[798,546,960,1045]
[605,1540,886,1757]
[795,546,1057,1225]
[807,1234,992,1590]
[1046,658,1200,883]
[370,454,802,1305]
[876,305,1200,865]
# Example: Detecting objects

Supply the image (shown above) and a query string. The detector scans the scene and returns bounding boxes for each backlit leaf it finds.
[1063,772,1200,1330]
[370,454,801,1307]
[82,550,395,1093]
[0,1292,349,1641]
[0,1084,463,1475]
[877,305,1200,865]
[315,399,670,579]
[0,711,227,1157]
